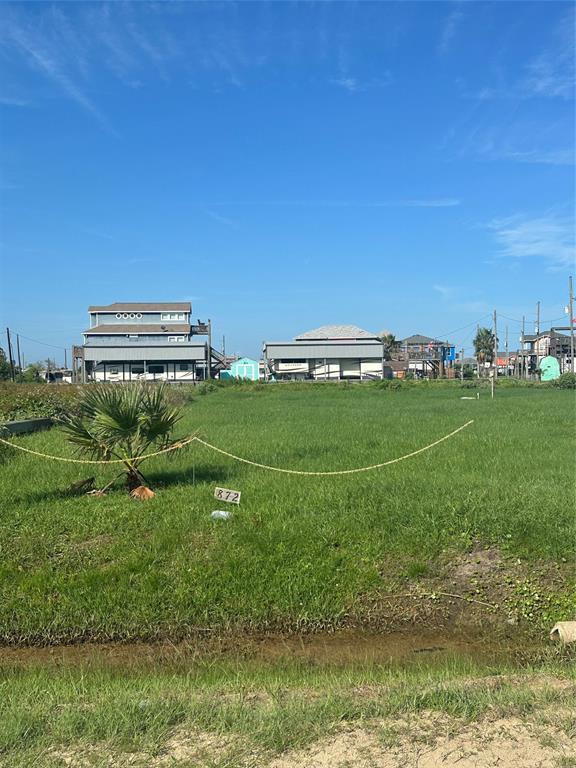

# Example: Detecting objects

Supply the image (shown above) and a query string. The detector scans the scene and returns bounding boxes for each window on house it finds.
[131,367,144,374]
[168,336,185,342]
[161,312,185,321]
[109,368,119,375]
[148,364,164,374]
[179,363,190,371]
[127,335,138,340]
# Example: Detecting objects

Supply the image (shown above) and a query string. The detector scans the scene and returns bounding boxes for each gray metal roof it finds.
[295,324,377,340]
[85,324,190,335]
[401,334,446,345]
[88,302,191,312]
[523,331,570,341]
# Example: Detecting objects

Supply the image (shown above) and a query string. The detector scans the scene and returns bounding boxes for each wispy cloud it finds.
[438,6,465,55]
[471,9,575,102]
[330,73,393,93]
[205,210,238,228]
[2,11,116,135]
[498,148,575,167]
[488,213,575,269]
[209,199,460,208]
[0,95,30,107]
[521,10,575,100]
[433,284,456,299]
[465,133,575,167]
[79,228,114,241]
[433,284,491,315]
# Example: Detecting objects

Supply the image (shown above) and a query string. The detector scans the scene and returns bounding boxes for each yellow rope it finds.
[0,435,196,464]
[192,420,474,476]
[0,420,473,474]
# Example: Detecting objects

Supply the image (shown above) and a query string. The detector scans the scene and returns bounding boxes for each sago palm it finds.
[60,383,183,498]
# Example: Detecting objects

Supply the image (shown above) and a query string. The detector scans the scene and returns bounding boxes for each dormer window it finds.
[161,312,185,321]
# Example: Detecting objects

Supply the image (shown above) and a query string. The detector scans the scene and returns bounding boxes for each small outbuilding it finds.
[221,357,260,381]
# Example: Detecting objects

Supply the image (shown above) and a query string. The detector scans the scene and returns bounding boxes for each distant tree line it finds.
[0,347,49,383]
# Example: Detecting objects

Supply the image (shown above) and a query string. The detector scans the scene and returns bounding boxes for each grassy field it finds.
[0,383,575,643]
[1,651,575,768]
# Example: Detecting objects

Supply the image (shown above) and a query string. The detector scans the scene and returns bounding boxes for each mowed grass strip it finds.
[0,385,574,642]
[1,654,575,768]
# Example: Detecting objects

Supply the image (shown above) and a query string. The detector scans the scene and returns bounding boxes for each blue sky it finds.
[0,1,574,364]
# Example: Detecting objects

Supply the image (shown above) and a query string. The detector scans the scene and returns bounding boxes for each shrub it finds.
[552,371,576,389]
[0,384,80,421]
[197,382,218,395]
[374,379,404,390]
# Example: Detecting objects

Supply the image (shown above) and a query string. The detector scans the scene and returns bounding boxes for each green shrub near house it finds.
[0,384,81,422]
[552,371,576,389]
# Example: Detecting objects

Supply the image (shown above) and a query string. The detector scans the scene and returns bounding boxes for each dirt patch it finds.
[71,534,114,552]
[355,544,573,639]
[452,546,503,583]
[269,714,576,768]
[49,730,236,768]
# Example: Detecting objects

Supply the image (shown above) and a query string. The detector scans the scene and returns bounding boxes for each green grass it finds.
[1,653,575,767]
[0,384,574,642]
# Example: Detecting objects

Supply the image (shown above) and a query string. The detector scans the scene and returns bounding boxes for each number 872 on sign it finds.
[214,487,241,505]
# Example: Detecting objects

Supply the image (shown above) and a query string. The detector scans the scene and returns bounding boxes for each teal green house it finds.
[220,357,260,381]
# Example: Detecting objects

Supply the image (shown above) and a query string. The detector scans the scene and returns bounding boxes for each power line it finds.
[499,313,567,326]
[432,314,492,342]
[9,332,67,351]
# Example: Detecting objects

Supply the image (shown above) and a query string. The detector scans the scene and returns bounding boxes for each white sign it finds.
[214,487,241,505]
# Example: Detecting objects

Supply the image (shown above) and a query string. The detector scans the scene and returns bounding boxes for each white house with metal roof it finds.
[82,302,224,382]
[263,325,392,381]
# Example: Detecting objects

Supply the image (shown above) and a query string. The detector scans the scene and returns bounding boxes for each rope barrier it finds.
[0,420,474,475]
[0,435,196,464]
[193,420,474,476]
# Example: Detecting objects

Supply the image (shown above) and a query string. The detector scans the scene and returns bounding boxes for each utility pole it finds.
[475,324,480,378]
[16,333,22,373]
[5,327,15,381]
[570,276,575,374]
[505,326,509,377]
[492,310,498,397]
[207,319,212,379]
[521,315,526,378]
[64,348,67,369]
[222,335,226,359]
[493,310,498,373]
[535,300,541,374]
[460,347,465,382]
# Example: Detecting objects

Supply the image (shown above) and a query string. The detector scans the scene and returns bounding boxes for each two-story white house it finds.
[82,302,216,382]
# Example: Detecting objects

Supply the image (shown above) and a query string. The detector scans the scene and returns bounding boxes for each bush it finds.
[373,378,405,390]
[552,371,576,389]
[0,384,80,421]
[197,381,218,395]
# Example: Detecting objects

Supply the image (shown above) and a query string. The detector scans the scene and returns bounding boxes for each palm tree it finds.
[473,327,496,376]
[60,383,183,499]
[378,331,397,361]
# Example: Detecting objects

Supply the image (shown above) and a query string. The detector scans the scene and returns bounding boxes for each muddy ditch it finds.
[0,627,564,669]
